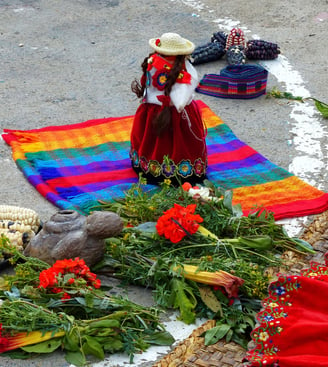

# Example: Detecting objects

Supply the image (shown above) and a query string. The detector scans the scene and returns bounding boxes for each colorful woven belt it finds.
[196,64,268,99]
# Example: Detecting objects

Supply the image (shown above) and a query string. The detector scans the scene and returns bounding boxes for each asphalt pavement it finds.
[0,0,327,366]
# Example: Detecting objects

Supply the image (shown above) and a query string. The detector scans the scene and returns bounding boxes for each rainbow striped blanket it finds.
[3,101,328,220]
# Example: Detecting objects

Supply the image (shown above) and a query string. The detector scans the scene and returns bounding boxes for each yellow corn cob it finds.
[0,205,41,233]
[0,229,35,251]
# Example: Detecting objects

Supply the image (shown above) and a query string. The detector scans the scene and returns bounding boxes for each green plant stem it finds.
[162,240,278,263]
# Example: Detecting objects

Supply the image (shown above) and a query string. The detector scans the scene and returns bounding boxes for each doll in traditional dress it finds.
[130,32,207,185]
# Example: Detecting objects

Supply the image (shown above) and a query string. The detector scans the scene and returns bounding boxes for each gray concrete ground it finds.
[0,0,327,366]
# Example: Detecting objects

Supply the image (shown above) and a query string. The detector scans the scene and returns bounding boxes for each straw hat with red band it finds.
[149,33,195,56]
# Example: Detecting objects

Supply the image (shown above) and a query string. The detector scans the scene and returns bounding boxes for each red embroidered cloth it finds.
[244,253,328,367]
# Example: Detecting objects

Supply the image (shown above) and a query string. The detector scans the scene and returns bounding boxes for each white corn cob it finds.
[0,229,35,251]
[0,219,33,233]
[0,205,41,233]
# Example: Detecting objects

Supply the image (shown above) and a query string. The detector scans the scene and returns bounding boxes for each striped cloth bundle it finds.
[196,64,268,99]
[2,101,328,219]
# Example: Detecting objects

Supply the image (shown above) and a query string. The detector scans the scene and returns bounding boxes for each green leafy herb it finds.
[92,179,314,347]
[0,245,174,365]
[267,87,328,118]
[305,97,328,118]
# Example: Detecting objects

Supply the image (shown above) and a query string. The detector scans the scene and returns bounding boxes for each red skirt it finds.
[130,100,207,184]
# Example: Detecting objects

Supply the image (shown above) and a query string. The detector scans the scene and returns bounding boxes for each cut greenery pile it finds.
[94,179,314,348]
[0,240,174,366]
[0,179,315,365]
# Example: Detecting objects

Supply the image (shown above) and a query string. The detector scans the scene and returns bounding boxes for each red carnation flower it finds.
[38,257,101,297]
[156,203,203,243]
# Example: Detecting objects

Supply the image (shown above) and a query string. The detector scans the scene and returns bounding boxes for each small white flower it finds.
[188,186,220,202]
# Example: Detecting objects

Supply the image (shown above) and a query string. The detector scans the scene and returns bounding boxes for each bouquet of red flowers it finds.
[156,203,203,243]
[38,257,101,300]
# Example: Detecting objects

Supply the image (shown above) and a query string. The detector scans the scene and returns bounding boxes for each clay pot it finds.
[24,210,123,267]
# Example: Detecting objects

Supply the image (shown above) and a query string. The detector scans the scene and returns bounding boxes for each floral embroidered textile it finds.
[147,53,191,84]
[152,69,169,90]
[244,252,328,367]
[130,149,207,179]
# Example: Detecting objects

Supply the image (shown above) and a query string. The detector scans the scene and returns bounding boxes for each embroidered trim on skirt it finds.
[130,100,207,184]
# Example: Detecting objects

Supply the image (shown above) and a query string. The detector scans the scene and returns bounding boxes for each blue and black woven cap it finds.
[196,64,268,99]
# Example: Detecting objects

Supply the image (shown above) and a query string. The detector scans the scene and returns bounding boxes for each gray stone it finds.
[24,210,123,267]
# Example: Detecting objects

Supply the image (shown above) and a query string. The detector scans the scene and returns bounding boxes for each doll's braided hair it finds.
[131,53,153,98]
[131,53,186,136]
